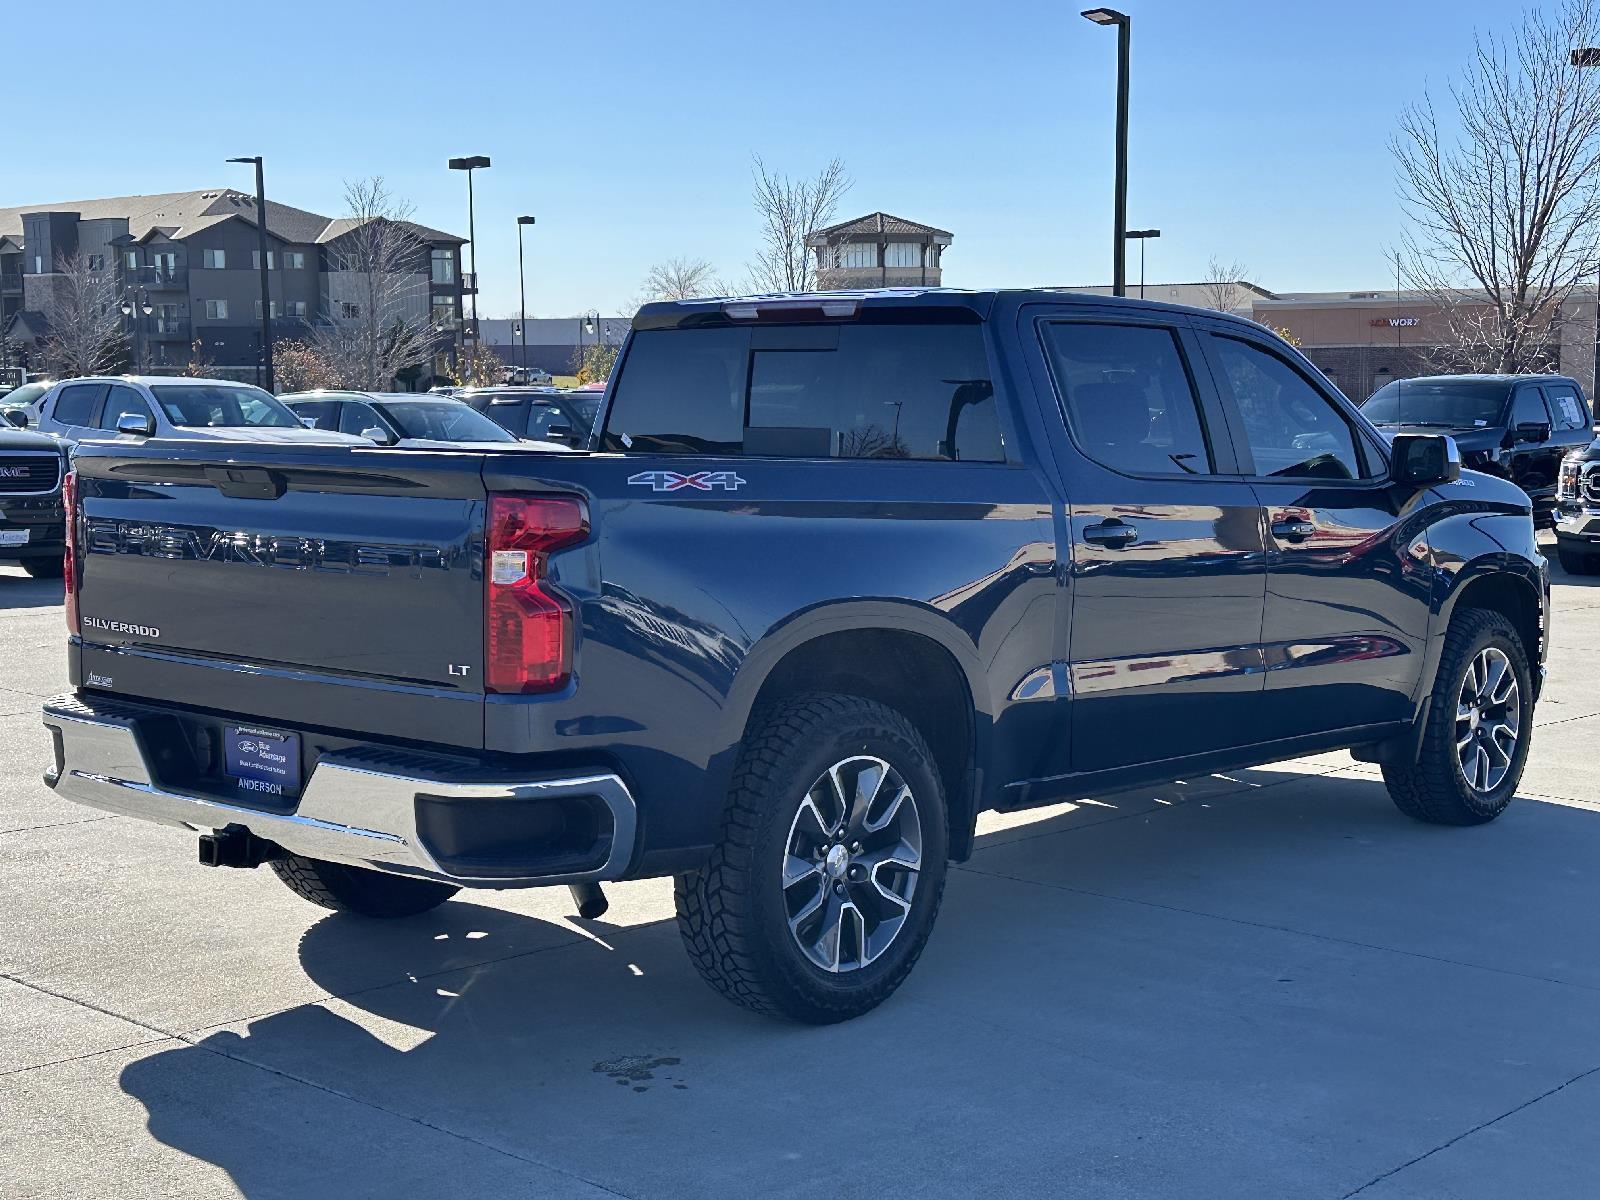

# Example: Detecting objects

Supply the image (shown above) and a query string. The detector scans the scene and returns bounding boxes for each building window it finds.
[283,251,305,270]
[154,252,178,274]
[254,300,281,319]
[124,251,138,270]
[154,305,181,333]
[431,297,456,326]
[431,249,456,285]
[87,254,105,272]
[203,299,228,320]
[341,301,361,319]
[831,243,876,270]
[201,249,226,269]
[251,250,277,270]
[285,300,307,318]
[32,256,43,274]
[885,242,922,268]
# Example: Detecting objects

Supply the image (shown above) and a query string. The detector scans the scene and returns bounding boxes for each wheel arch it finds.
[724,603,992,862]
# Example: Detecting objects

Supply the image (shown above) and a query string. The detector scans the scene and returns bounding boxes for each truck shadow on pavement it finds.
[0,573,64,609]
[117,765,1600,1198]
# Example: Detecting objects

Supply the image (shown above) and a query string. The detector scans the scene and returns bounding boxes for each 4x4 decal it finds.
[627,470,746,492]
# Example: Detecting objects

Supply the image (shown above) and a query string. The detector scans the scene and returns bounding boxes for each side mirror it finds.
[116,412,156,437]
[545,423,574,443]
[1515,420,1551,445]
[360,426,396,445]
[299,416,319,429]
[3,409,28,429]
[1390,432,1461,486]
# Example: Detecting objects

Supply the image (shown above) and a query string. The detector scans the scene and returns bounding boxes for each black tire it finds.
[675,692,949,1024]
[1382,608,1533,826]
[1557,544,1599,575]
[22,556,64,579]
[270,855,459,917]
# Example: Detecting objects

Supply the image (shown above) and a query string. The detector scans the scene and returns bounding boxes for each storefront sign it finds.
[1369,316,1420,328]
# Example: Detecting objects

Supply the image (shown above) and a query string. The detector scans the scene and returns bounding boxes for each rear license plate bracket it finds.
[223,726,302,799]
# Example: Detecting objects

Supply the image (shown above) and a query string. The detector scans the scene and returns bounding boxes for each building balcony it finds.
[134,266,188,290]
[459,272,478,294]
[271,317,313,340]
[145,318,191,341]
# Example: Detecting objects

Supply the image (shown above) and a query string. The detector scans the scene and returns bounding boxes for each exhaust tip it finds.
[568,881,609,920]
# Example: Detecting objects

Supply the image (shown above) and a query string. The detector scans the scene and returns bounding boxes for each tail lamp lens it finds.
[62,469,79,634]
[485,495,587,693]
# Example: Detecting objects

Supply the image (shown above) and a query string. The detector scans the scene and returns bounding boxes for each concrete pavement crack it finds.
[1339,1063,1600,1197]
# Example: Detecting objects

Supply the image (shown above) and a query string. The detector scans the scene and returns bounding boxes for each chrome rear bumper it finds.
[41,694,637,886]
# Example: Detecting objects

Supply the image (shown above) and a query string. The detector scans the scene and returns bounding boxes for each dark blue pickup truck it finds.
[43,289,1548,1023]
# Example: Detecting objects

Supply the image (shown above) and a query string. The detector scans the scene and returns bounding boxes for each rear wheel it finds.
[1557,543,1599,575]
[23,556,63,579]
[1382,608,1532,826]
[675,692,948,1024]
[270,855,459,917]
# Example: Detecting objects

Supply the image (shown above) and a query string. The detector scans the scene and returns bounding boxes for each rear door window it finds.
[51,383,104,427]
[291,401,340,430]
[1041,322,1214,475]
[601,321,1003,460]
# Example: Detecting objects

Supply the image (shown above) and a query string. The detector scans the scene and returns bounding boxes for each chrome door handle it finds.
[1271,519,1316,542]
[1082,520,1138,548]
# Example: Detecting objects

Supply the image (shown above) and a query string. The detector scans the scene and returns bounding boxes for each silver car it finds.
[30,376,365,445]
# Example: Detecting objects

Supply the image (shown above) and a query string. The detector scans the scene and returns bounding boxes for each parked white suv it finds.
[30,377,365,445]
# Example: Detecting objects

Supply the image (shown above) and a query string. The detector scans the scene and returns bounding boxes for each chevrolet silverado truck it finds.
[43,289,1549,1024]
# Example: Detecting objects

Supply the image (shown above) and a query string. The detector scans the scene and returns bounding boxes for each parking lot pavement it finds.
[2,556,1596,1200]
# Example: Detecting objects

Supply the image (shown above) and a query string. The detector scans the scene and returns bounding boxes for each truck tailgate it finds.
[71,443,489,748]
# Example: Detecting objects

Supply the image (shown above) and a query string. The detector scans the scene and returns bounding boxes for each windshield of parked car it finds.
[151,384,300,428]
[1,382,52,411]
[1361,380,1509,428]
[372,400,516,442]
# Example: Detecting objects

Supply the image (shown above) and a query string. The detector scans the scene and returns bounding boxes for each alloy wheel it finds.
[782,756,923,973]
[1455,646,1521,794]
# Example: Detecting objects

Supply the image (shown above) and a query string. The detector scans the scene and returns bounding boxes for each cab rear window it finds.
[601,322,1003,461]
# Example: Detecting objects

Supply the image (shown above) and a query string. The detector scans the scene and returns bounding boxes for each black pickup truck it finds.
[43,290,1548,1023]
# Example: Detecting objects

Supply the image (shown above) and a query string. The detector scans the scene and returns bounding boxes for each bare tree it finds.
[747,156,852,293]
[642,257,723,301]
[313,178,441,389]
[1199,257,1250,314]
[1392,0,1600,373]
[37,249,123,377]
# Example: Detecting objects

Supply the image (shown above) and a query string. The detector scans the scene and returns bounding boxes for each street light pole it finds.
[516,216,535,376]
[1082,9,1131,296]
[227,156,274,391]
[120,286,153,373]
[448,156,492,371]
[1124,228,1160,299]
[1572,48,1600,400]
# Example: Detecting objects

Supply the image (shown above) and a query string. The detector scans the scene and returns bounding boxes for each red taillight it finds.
[62,469,79,634]
[484,494,587,694]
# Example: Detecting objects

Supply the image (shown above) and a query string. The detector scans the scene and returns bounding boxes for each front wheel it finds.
[676,692,949,1023]
[270,855,460,917]
[1382,608,1533,825]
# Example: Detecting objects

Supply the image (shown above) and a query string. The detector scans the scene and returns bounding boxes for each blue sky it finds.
[13,0,1519,315]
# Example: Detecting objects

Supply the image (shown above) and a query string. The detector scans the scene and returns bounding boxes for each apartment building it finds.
[0,189,468,386]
